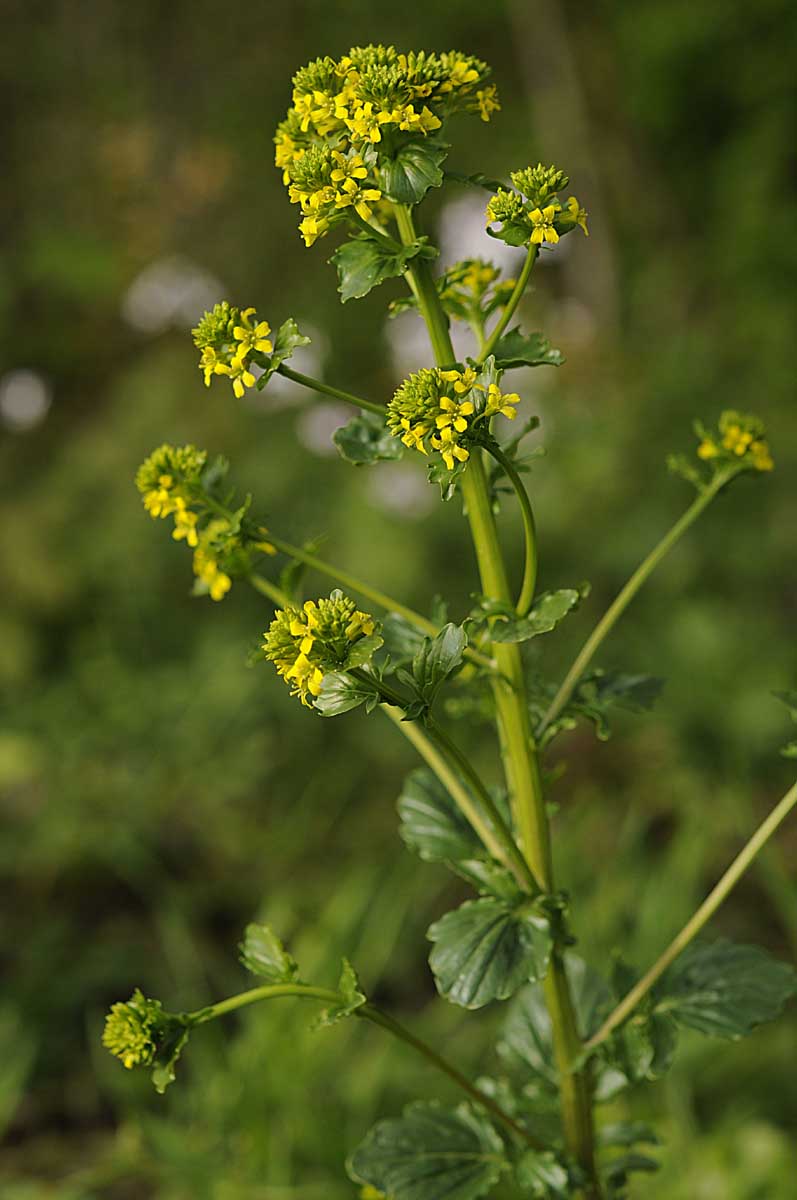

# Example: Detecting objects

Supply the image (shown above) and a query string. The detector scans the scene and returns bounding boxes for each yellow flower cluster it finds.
[192,303,272,399]
[136,444,276,601]
[485,163,588,248]
[387,366,520,471]
[263,593,377,706]
[275,45,499,246]
[697,411,774,473]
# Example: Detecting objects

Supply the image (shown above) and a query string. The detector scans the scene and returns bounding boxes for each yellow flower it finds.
[697,438,719,460]
[172,503,199,548]
[565,196,589,236]
[263,593,378,707]
[529,205,560,246]
[431,425,470,471]
[233,308,273,358]
[299,214,330,247]
[750,440,774,471]
[396,104,442,134]
[435,395,475,433]
[475,85,500,122]
[485,383,520,420]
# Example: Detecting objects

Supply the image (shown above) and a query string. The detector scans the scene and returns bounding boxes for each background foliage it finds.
[1,1,794,1196]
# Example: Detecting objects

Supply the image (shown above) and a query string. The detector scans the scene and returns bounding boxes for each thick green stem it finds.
[479,243,537,363]
[396,205,599,1194]
[192,983,539,1147]
[276,363,385,416]
[538,470,736,736]
[484,441,539,616]
[585,778,797,1052]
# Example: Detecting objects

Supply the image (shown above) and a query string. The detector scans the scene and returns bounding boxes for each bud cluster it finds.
[486,162,588,248]
[275,45,500,247]
[192,302,273,399]
[263,592,379,706]
[386,365,520,470]
[696,411,774,473]
[135,443,276,601]
[102,989,163,1070]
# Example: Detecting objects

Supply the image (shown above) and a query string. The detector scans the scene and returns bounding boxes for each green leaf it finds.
[382,613,429,665]
[487,221,532,248]
[380,139,449,205]
[150,1017,193,1094]
[411,623,468,705]
[568,670,666,741]
[398,768,482,863]
[602,1152,660,1193]
[256,317,311,386]
[314,672,381,716]
[605,1009,678,1084]
[428,897,552,1009]
[656,939,797,1039]
[344,631,385,670]
[486,589,582,644]
[427,456,467,500]
[598,1122,660,1149]
[315,958,366,1028]
[347,1102,507,1200]
[492,327,564,370]
[330,234,433,303]
[515,1150,571,1198]
[333,412,403,465]
[499,956,617,1100]
[238,923,299,983]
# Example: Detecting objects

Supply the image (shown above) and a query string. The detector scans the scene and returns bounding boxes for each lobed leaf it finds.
[380,139,449,205]
[411,623,468,705]
[347,1102,507,1200]
[330,234,434,303]
[238,923,299,983]
[315,672,381,716]
[398,767,482,863]
[428,896,551,1009]
[333,412,403,465]
[656,939,797,1039]
[315,959,367,1028]
[491,327,564,370]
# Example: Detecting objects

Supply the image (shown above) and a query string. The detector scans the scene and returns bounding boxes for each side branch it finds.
[584,779,797,1052]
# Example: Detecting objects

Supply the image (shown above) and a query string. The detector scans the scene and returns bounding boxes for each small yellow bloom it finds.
[485,383,520,420]
[233,309,273,358]
[475,85,500,122]
[750,440,774,471]
[697,439,719,460]
[565,196,589,236]
[529,205,560,246]
[431,425,470,471]
[172,505,199,547]
[299,214,330,247]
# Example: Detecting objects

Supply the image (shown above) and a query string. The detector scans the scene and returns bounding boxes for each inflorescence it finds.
[275,46,500,246]
[192,302,273,399]
[696,411,774,473]
[136,443,275,600]
[387,365,520,470]
[263,592,380,706]
[486,163,588,248]
[102,990,164,1070]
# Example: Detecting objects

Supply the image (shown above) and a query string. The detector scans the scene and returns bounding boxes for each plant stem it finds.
[538,470,736,737]
[374,695,535,894]
[248,572,291,607]
[584,778,797,1053]
[262,533,494,671]
[479,243,537,363]
[362,1004,544,1148]
[276,363,386,416]
[192,982,541,1147]
[484,441,539,616]
[396,204,600,1195]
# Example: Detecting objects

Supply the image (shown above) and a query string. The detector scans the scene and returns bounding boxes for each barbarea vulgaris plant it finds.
[107,43,795,1200]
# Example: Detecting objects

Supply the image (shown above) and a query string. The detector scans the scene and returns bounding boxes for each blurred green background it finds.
[1,1,795,1196]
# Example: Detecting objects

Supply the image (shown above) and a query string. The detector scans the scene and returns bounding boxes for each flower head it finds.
[102,989,162,1070]
[486,165,587,248]
[696,411,774,474]
[135,444,207,520]
[263,591,379,706]
[192,302,273,399]
[387,365,521,471]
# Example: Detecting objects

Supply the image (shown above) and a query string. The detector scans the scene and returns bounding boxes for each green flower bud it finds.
[511,163,569,206]
[192,302,239,351]
[102,989,162,1070]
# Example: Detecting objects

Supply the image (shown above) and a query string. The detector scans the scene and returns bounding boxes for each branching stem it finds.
[191,983,543,1148]
[276,363,385,416]
[479,243,537,363]
[484,441,539,616]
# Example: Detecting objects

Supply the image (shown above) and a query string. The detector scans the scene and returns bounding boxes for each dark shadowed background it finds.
[1,1,795,1196]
